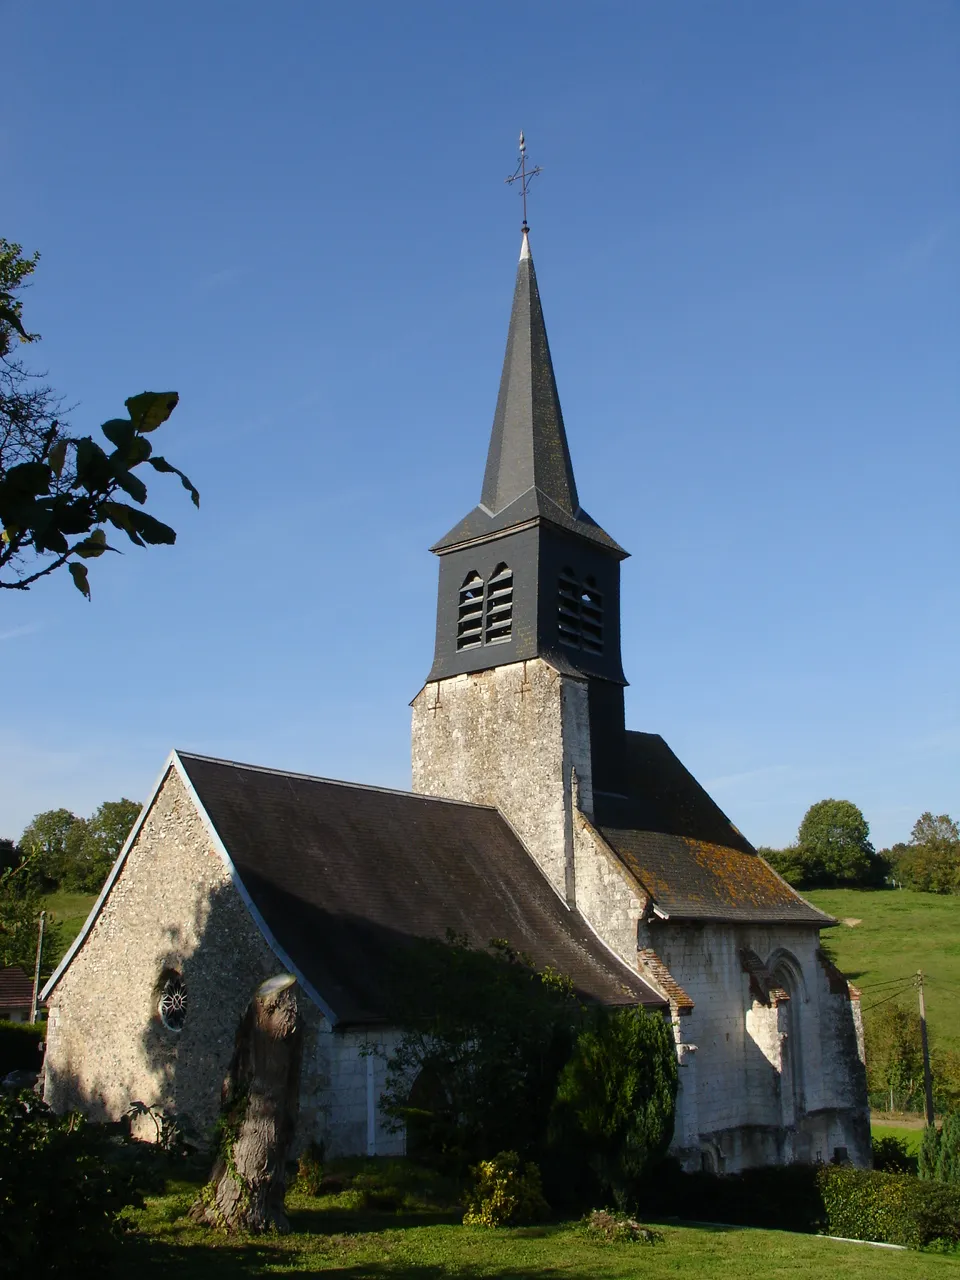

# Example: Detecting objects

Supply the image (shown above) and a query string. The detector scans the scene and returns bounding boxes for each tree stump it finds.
[191,973,302,1233]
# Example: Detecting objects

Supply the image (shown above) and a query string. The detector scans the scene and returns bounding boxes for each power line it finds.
[861,987,918,1013]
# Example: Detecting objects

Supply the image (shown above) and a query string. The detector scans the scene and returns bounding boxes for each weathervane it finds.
[505,131,543,233]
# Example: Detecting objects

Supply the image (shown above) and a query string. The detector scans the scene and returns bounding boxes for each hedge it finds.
[636,1161,960,1249]
[0,1020,44,1075]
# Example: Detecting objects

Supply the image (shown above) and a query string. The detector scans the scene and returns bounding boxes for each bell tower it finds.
[412,226,630,898]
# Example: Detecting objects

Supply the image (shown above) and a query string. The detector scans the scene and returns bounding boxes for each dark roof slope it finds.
[178,753,663,1024]
[595,733,832,925]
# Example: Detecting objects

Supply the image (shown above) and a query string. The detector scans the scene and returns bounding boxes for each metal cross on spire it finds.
[505,131,543,233]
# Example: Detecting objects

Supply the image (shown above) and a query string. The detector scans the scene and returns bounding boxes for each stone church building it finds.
[42,229,869,1171]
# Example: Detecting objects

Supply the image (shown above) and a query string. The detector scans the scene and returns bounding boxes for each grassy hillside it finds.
[40,889,98,972]
[804,888,960,1054]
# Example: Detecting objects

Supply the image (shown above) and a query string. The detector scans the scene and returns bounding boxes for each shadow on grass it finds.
[123,1234,578,1279]
[291,1207,463,1234]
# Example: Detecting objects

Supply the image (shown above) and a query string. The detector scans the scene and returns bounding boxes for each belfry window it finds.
[484,563,514,644]
[457,571,485,649]
[558,568,603,654]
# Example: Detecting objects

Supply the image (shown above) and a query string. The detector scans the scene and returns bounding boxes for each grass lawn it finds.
[40,889,97,970]
[121,1175,960,1278]
[872,1122,924,1156]
[804,888,960,1053]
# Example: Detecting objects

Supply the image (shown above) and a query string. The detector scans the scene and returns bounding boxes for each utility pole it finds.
[917,969,935,1127]
[30,910,45,1024]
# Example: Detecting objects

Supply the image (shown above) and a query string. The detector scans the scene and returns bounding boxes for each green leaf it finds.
[115,470,148,504]
[124,392,179,434]
[148,456,200,507]
[68,561,90,599]
[73,437,113,491]
[100,419,136,450]
[101,501,176,546]
[74,529,115,559]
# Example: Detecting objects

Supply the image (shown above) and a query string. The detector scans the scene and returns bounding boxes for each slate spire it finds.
[479,230,580,518]
[432,231,624,555]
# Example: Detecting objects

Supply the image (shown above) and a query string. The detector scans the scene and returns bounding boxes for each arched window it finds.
[456,571,484,650]
[558,569,604,654]
[484,563,513,645]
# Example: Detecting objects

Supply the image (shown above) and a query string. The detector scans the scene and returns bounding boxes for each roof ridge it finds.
[174,751,499,811]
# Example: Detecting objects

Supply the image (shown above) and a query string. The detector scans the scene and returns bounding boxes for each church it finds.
[41,222,870,1172]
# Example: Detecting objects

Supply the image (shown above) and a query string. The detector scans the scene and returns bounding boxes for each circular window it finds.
[158,973,187,1032]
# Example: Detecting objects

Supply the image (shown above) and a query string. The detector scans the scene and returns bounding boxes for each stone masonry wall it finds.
[43,768,281,1137]
[412,659,592,902]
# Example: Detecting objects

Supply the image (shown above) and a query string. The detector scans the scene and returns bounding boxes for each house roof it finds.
[172,753,664,1024]
[595,733,832,925]
[432,232,624,557]
[0,966,34,1009]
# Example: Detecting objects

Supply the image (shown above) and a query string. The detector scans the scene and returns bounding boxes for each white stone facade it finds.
[412,657,870,1171]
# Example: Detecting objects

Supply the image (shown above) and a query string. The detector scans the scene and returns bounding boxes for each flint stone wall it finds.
[43,767,403,1156]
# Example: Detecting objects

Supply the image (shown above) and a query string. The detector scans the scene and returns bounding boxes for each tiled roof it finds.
[595,733,832,925]
[178,753,665,1025]
[0,966,33,1009]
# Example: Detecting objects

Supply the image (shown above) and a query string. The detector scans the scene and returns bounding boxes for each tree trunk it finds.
[191,974,302,1233]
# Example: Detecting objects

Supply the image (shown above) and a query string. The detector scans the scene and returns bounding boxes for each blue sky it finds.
[3,1,957,850]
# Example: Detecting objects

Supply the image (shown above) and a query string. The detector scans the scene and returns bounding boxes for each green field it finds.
[872,1123,923,1156]
[121,1179,958,1278]
[40,889,97,971]
[805,888,960,1054]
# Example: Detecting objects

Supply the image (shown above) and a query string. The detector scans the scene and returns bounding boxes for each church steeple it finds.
[425,230,628,690]
[432,232,623,556]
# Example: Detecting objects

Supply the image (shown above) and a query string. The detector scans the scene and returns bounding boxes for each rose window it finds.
[158,973,187,1031]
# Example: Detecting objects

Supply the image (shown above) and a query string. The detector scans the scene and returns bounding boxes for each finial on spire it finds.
[505,130,543,235]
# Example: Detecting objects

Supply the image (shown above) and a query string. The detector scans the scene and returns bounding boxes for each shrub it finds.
[462,1151,549,1227]
[0,1019,44,1075]
[581,1208,663,1244]
[552,1006,677,1207]
[872,1135,917,1175]
[920,1112,960,1184]
[0,1090,147,1276]
[294,1141,325,1196]
[818,1164,960,1248]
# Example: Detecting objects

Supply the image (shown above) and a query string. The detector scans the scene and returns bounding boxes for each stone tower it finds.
[412,230,629,901]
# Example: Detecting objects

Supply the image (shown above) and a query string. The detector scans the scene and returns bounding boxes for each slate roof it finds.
[432,233,625,557]
[0,966,34,1010]
[594,733,832,925]
[177,753,664,1024]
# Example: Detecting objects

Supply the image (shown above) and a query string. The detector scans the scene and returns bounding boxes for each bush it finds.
[0,1090,148,1276]
[818,1165,960,1248]
[462,1151,549,1227]
[872,1135,917,1175]
[294,1141,325,1196]
[637,1160,960,1249]
[552,1006,677,1207]
[0,1019,44,1075]
[581,1208,663,1244]
[920,1112,960,1184]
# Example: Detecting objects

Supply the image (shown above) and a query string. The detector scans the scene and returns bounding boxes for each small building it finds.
[0,967,35,1023]
[41,226,870,1170]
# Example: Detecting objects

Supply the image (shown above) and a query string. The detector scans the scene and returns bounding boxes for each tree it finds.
[889,813,960,894]
[920,1110,960,1184]
[551,1005,677,1207]
[379,932,582,1172]
[0,860,51,971]
[65,799,140,892]
[18,808,84,889]
[18,798,140,893]
[0,239,198,597]
[758,845,807,887]
[865,1002,925,1112]
[795,799,886,887]
[191,975,302,1233]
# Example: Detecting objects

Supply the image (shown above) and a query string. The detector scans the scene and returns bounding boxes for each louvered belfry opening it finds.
[485,563,514,644]
[457,571,485,649]
[558,567,604,654]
